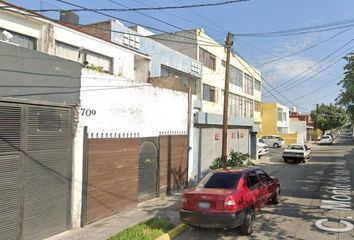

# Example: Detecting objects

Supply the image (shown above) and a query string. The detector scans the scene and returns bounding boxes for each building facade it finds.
[150,29,262,181]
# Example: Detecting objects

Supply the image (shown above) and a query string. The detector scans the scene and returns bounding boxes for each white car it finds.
[261,135,285,148]
[258,138,269,158]
[282,144,311,163]
[318,135,333,145]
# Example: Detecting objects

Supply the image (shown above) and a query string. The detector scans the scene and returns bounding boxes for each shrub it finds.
[210,150,254,170]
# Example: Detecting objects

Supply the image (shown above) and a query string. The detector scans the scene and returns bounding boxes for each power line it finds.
[130,0,225,37]
[256,28,352,67]
[50,0,222,46]
[0,7,221,47]
[231,49,296,108]
[289,76,341,102]
[262,38,354,97]
[235,17,354,37]
[25,0,250,12]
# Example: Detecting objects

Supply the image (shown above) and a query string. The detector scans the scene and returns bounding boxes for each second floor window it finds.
[0,28,37,50]
[55,41,113,74]
[244,73,254,95]
[255,79,261,91]
[203,84,216,102]
[199,48,216,70]
[255,101,261,112]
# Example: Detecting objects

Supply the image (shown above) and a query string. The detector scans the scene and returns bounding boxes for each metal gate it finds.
[0,103,72,240]
[138,138,158,202]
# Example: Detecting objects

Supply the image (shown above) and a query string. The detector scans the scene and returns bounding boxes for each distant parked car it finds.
[260,135,284,148]
[180,168,280,235]
[282,144,311,163]
[318,135,333,145]
[257,139,269,158]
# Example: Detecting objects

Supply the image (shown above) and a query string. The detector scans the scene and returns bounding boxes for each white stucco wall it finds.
[71,70,188,227]
[289,120,307,144]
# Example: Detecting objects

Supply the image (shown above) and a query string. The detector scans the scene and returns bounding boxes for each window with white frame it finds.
[86,51,113,74]
[199,48,216,70]
[228,93,244,117]
[255,101,261,112]
[203,84,216,102]
[221,61,243,88]
[123,33,140,49]
[244,98,254,118]
[0,28,37,50]
[55,41,113,74]
[277,108,282,121]
[55,41,79,62]
[244,73,254,95]
[255,79,261,91]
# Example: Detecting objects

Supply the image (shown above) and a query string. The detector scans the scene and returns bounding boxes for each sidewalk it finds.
[45,194,182,240]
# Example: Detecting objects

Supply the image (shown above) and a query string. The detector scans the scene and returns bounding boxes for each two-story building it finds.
[0,1,194,237]
[150,29,262,181]
[289,109,314,142]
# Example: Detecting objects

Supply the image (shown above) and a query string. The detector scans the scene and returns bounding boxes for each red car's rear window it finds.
[199,172,241,189]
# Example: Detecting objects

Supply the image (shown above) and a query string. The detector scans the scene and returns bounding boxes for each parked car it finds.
[318,135,333,145]
[257,139,269,158]
[260,135,285,148]
[282,144,311,163]
[180,168,280,235]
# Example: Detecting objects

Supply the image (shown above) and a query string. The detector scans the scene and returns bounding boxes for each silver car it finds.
[261,135,285,148]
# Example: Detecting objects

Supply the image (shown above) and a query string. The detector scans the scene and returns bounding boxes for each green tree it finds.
[336,54,354,120]
[311,104,348,132]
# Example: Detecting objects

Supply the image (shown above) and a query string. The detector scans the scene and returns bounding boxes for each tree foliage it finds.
[310,104,348,132]
[210,150,254,170]
[336,55,354,120]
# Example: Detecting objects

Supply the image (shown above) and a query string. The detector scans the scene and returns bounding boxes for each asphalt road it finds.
[175,134,354,240]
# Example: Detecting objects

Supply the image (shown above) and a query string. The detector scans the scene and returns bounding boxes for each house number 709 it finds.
[81,108,97,117]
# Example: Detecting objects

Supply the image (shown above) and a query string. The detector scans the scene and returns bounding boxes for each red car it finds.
[180,167,280,235]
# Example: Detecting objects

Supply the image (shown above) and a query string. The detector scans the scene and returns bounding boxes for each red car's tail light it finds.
[223,195,237,212]
[182,194,188,208]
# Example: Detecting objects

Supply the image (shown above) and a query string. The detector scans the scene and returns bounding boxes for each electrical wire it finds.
[255,28,352,67]
[235,17,354,37]
[262,38,354,97]
[0,6,221,47]
[26,0,250,12]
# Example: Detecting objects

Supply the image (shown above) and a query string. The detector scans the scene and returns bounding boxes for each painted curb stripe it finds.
[155,223,188,240]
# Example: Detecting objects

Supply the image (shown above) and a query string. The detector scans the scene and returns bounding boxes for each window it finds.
[200,172,241,189]
[199,47,216,70]
[277,108,283,121]
[123,33,140,49]
[86,51,113,74]
[203,84,216,102]
[236,95,243,117]
[255,101,261,112]
[161,65,197,94]
[55,41,79,62]
[228,93,243,117]
[231,65,243,88]
[244,73,254,95]
[247,172,260,189]
[244,98,254,118]
[0,28,36,50]
[222,61,243,88]
[255,79,261,91]
[55,41,113,74]
[256,169,271,183]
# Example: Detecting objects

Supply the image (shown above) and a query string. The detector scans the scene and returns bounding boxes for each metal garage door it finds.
[0,105,22,240]
[0,103,72,240]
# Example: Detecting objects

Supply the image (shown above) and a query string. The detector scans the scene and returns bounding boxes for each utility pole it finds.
[221,32,234,162]
[186,73,192,187]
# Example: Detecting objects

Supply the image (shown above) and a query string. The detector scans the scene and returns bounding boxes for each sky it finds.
[6,0,354,113]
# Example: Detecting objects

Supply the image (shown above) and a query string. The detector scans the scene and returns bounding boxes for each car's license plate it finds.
[198,201,210,209]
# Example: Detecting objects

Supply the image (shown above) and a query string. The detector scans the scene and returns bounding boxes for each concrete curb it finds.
[155,223,188,240]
